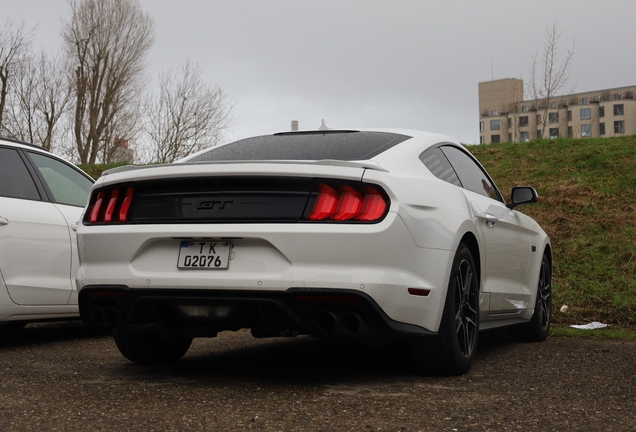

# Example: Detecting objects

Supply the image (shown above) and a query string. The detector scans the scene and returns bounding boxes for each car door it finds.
[0,147,73,305]
[438,145,534,315]
[25,151,94,305]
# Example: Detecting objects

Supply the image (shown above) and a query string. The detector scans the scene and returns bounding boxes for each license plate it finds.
[177,241,231,269]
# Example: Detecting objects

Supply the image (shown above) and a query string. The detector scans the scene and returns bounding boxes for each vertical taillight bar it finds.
[356,187,388,221]
[89,191,105,223]
[308,184,339,220]
[103,189,119,223]
[119,187,134,223]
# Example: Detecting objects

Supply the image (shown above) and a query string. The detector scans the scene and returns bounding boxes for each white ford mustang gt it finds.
[76,129,552,375]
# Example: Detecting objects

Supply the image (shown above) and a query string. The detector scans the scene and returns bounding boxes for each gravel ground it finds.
[0,322,634,431]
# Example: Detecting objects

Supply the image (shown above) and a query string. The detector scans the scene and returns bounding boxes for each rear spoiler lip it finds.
[102,159,388,176]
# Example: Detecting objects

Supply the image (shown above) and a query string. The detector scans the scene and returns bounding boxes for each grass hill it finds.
[80,136,636,327]
[470,136,636,327]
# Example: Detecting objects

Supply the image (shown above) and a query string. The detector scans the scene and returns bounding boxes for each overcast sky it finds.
[4,0,636,144]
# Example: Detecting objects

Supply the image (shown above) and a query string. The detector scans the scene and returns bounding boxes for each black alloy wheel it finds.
[514,252,552,342]
[454,255,479,358]
[411,243,479,376]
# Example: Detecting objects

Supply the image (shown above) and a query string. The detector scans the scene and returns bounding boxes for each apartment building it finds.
[478,78,636,144]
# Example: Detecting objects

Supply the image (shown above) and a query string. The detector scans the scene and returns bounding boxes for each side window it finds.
[440,145,502,202]
[28,152,93,207]
[420,147,461,187]
[0,147,41,200]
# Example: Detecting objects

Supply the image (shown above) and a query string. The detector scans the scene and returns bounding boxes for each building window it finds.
[536,114,541,124]
[600,123,605,135]
[507,118,512,128]
[580,108,591,120]
[567,126,572,138]
[520,131,529,142]
[614,104,624,116]
[492,109,498,116]
[599,106,605,118]
[490,119,500,130]
[549,128,559,139]
[480,136,485,144]
[581,124,592,137]
[521,105,529,113]
[537,129,542,139]
[549,112,559,123]
[519,116,528,127]
[614,121,624,133]
[614,93,622,100]
[480,121,484,132]
[508,133,512,142]
[551,102,559,109]
[491,134,501,143]
[567,110,572,121]
[627,91,634,99]
[582,97,589,104]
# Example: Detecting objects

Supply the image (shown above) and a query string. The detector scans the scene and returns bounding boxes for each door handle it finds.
[484,214,498,227]
[0,217,8,226]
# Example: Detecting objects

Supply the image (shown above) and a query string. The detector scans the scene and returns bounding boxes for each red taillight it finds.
[104,189,119,223]
[89,191,105,223]
[332,185,363,221]
[119,187,134,223]
[357,187,388,221]
[308,183,388,223]
[308,184,339,220]
[86,187,134,224]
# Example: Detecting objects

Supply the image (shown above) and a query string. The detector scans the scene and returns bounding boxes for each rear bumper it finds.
[77,213,455,332]
[78,286,435,338]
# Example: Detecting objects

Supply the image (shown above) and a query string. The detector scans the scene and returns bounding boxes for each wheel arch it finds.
[459,231,481,291]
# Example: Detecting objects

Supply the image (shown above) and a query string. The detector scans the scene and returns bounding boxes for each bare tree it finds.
[3,52,71,150]
[61,0,154,164]
[146,60,233,163]
[0,20,34,132]
[528,22,575,138]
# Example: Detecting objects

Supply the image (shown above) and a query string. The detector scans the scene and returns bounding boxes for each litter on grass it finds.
[570,322,610,330]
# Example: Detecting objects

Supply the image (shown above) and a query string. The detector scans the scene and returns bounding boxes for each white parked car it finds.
[0,138,94,328]
[76,129,551,375]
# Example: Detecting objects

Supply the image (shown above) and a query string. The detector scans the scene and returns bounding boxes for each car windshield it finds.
[186,131,411,162]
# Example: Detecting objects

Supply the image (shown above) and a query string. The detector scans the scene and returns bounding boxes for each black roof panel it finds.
[186,131,411,162]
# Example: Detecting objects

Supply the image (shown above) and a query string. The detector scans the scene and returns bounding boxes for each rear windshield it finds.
[186,131,411,162]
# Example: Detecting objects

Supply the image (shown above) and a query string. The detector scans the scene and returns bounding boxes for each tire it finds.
[514,252,552,342]
[112,328,192,364]
[411,243,479,375]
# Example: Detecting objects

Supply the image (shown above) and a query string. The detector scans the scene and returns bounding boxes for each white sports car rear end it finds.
[76,129,551,375]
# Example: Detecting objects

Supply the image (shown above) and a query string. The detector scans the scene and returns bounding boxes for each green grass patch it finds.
[470,136,636,328]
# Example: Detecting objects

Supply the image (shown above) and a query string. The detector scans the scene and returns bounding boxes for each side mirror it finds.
[506,186,538,209]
